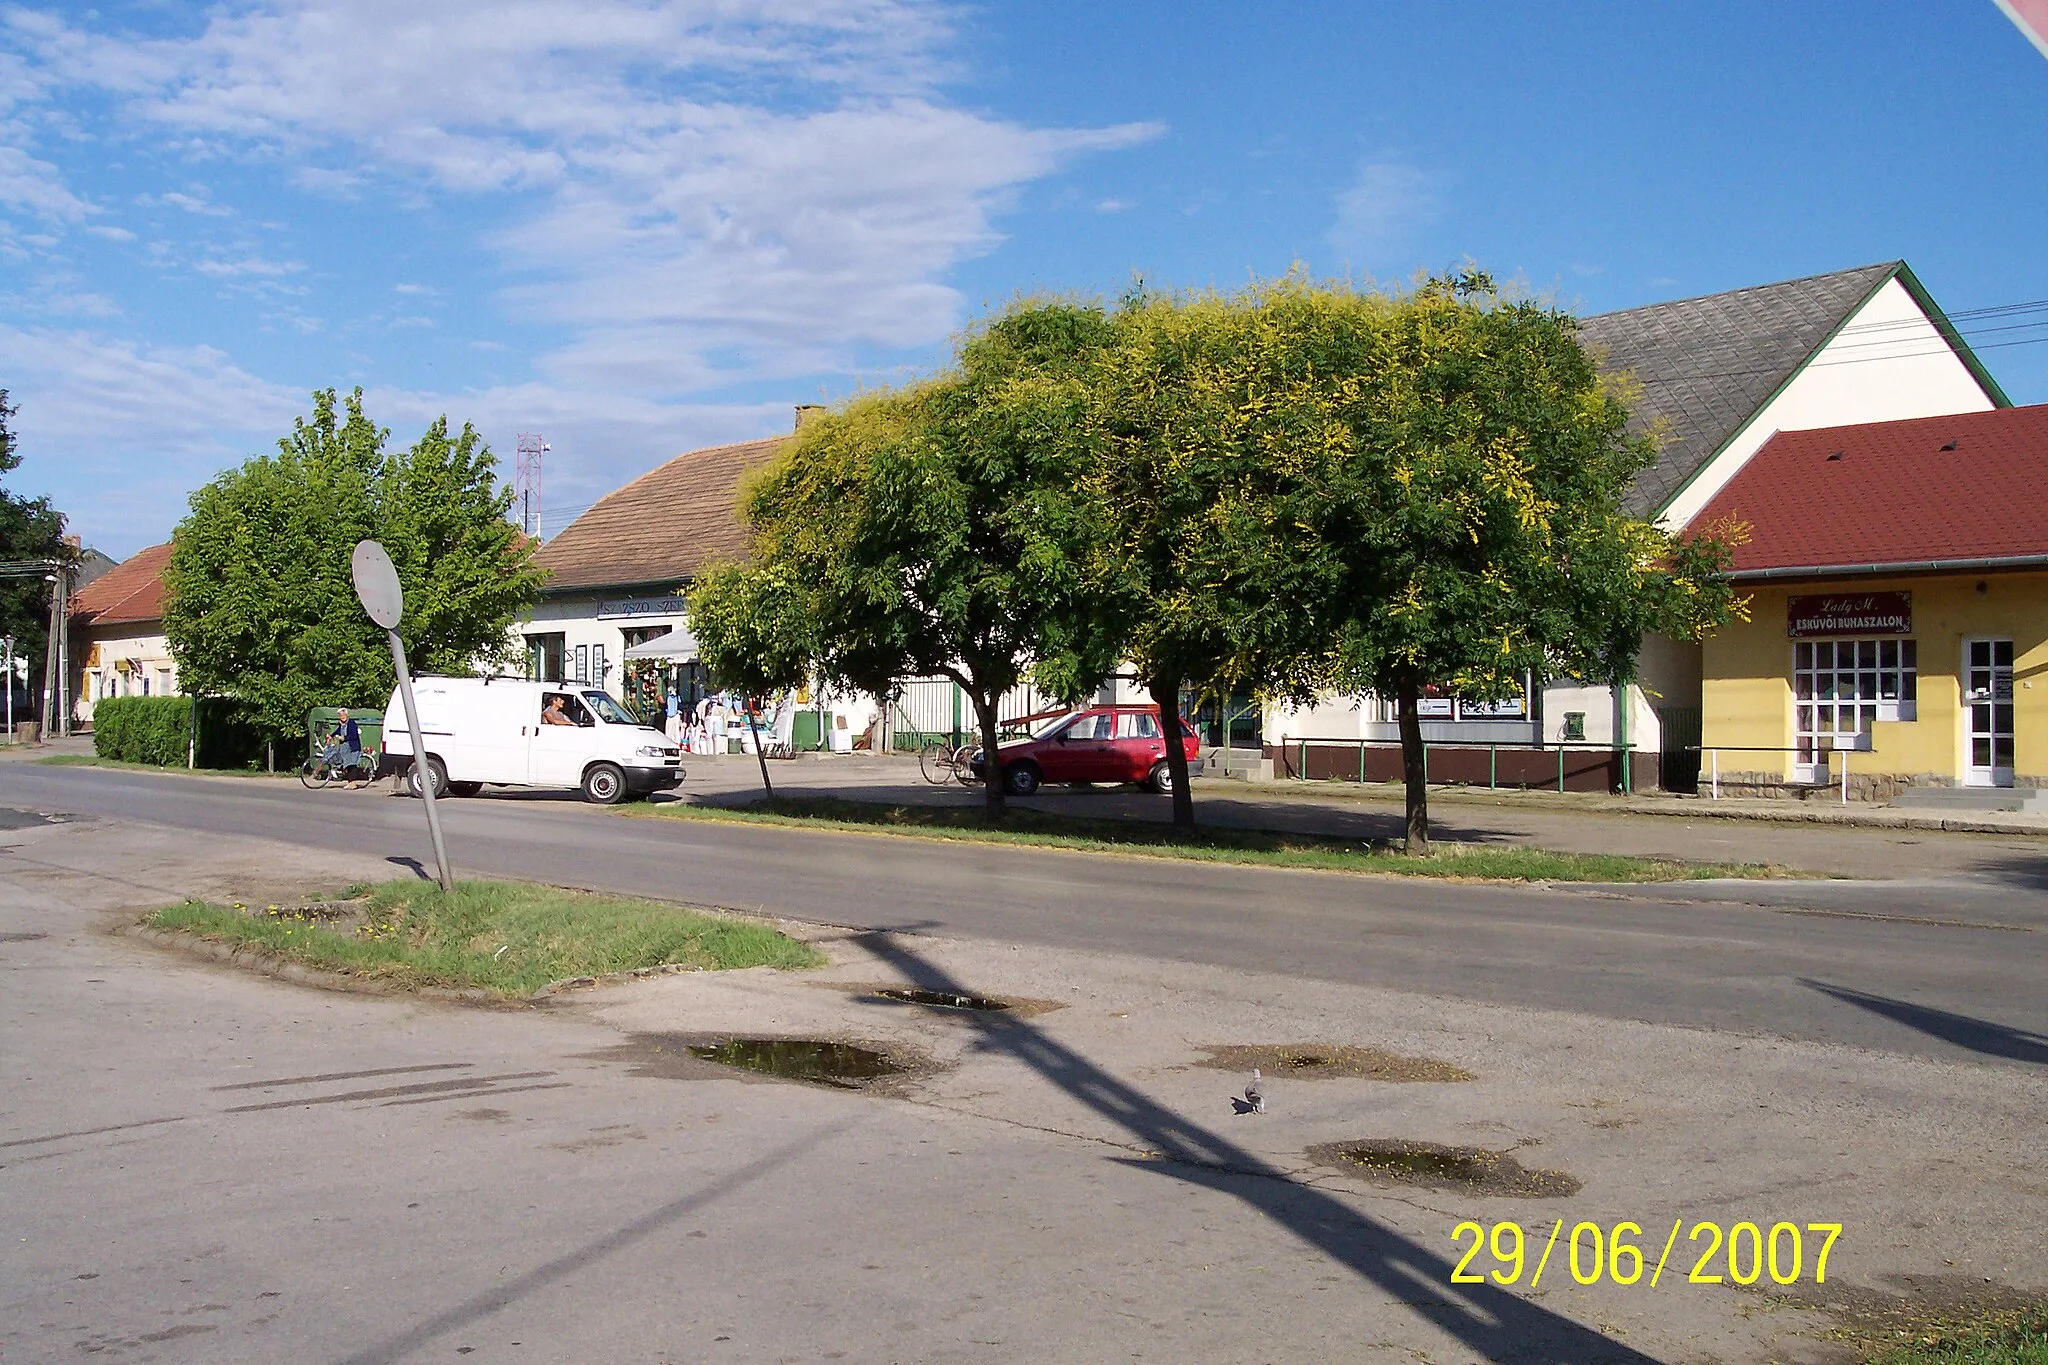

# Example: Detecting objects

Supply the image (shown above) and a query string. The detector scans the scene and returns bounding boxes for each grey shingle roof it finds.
[1579,261,1902,515]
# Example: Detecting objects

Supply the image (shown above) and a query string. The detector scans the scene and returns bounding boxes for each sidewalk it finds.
[1230,772,2048,836]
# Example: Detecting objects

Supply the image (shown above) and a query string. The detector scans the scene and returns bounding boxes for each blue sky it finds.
[2,1,2045,558]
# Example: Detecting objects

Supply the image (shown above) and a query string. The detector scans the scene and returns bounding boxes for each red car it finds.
[972,704,1202,796]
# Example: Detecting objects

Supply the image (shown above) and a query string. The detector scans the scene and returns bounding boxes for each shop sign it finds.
[1458,695,1527,720]
[598,595,686,620]
[1786,591,1911,638]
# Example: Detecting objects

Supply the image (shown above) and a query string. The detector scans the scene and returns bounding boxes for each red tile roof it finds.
[532,437,787,593]
[1686,404,2048,577]
[70,542,172,627]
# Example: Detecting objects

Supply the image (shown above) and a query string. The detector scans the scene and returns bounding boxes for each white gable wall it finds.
[1658,277,1998,531]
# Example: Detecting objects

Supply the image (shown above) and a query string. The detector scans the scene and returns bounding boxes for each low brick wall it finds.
[1268,742,1660,794]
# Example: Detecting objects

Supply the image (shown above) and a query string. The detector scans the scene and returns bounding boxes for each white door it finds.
[529,690,597,787]
[1964,638,2015,788]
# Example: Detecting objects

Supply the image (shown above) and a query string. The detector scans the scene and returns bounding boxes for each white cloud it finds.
[0,1,1163,550]
[1326,158,1438,264]
[1095,197,1132,213]
[85,223,136,241]
[193,254,304,278]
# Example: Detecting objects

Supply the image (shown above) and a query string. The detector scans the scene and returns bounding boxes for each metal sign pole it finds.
[352,540,453,892]
[385,627,452,891]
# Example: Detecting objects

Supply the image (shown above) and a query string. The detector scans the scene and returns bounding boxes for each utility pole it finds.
[515,433,548,538]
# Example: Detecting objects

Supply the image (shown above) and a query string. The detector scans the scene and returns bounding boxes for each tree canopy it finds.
[163,388,543,745]
[694,304,1120,816]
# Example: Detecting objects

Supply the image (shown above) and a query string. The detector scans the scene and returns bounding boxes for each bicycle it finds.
[918,740,980,786]
[299,732,377,789]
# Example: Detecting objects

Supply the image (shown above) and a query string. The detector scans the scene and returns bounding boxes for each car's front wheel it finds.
[405,755,449,799]
[582,762,626,804]
[1004,761,1042,796]
[1146,761,1175,795]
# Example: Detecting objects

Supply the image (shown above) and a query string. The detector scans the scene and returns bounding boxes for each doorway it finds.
[1963,637,2014,788]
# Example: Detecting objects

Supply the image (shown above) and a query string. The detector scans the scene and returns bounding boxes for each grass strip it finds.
[147,878,823,997]
[1865,1310,2048,1364]
[639,795,1797,882]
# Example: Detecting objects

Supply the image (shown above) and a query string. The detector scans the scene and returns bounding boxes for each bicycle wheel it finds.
[953,744,982,785]
[918,741,951,785]
[298,758,334,790]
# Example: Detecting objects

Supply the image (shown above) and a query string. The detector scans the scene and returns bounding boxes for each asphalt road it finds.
[4,761,2045,1067]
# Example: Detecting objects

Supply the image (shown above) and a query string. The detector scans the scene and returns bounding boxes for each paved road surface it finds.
[3,761,2044,1066]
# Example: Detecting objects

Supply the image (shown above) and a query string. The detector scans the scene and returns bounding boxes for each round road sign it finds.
[351,540,404,629]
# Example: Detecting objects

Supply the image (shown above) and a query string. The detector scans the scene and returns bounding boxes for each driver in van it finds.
[542,694,577,726]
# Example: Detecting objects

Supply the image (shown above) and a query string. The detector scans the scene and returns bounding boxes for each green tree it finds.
[163,389,543,748]
[1083,282,1385,829]
[0,391,75,718]
[689,560,819,796]
[1317,272,1739,851]
[695,303,1119,818]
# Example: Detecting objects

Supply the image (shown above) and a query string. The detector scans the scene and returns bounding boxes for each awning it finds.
[622,627,701,662]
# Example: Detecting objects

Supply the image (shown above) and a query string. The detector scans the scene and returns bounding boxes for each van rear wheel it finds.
[582,763,626,804]
[405,756,449,799]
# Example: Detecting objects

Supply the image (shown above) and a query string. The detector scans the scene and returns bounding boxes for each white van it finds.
[382,676,684,804]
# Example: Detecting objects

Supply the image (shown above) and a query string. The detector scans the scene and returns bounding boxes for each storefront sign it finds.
[598,595,686,620]
[1786,591,1911,638]
[1458,695,1528,720]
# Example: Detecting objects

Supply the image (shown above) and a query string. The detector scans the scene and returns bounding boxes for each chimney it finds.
[794,404,826,431]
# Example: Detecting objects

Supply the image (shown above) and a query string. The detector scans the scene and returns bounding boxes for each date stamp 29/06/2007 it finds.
[1451,1220,1842,1289]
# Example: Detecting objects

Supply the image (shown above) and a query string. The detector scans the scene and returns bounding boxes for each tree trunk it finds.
[1149,673,1195,832]
[745,699,774,799]
[1396,680,1430,855]
[971,689,1006,820]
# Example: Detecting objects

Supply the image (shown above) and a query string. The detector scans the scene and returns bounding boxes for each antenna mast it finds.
[514,433,548,537]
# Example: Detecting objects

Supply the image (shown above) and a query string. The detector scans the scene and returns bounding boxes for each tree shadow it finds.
[852,929,1656,1362]
[1801,979,2048,1066]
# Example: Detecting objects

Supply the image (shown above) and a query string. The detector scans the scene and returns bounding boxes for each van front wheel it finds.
[582,763,626,805]
[406,756,449,799]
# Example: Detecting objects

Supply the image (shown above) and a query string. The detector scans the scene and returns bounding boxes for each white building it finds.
[69,542,180,726]
[1265,260,2009,791]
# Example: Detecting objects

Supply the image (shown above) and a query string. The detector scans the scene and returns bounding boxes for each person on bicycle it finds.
[323,708,363,770]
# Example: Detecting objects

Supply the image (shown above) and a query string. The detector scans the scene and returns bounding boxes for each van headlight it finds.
[635,745,670,758]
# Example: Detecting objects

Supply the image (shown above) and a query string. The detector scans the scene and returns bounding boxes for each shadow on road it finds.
[1802,979,2048,1066]
[331,1126,844,1365]
[853,929,1657,1363]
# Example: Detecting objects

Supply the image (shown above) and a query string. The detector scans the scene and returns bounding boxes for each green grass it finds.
[147,878,825,997]
[39,754,285,777]
[1865,1311,2048,1364]
[638,795,1798,882]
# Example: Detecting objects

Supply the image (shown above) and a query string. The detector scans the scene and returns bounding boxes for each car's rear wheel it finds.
[582,762,626,804]
[405,755,449,799]
[1146,761,1175,795]
[1004,761,1042,796]
[448,781,483,797]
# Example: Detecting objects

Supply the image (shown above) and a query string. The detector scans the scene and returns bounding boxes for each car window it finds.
[542,692,594,727]
[581,691,637,725]
[1074,713,1114,740]
[1116,711,1160,740]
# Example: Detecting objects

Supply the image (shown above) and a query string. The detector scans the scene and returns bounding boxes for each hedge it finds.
[91,696,263,769]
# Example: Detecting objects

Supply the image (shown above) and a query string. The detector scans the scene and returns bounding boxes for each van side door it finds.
[529,691,597,787]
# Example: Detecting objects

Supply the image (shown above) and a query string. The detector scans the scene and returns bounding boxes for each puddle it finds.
[0,808,67,830]
[1197,1044,1474,1083]
[1309,1139,1580,1197]
[874,987,1011,1012]
[688,1039,903,1089]
[579,1033,915,1089]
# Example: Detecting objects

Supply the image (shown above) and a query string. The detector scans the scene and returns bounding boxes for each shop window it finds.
[1793,639,1916,781]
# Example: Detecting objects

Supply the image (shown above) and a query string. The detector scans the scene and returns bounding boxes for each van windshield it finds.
[581,691,638,726]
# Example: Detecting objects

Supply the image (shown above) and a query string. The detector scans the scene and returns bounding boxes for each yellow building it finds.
[1693,406,2047,799]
